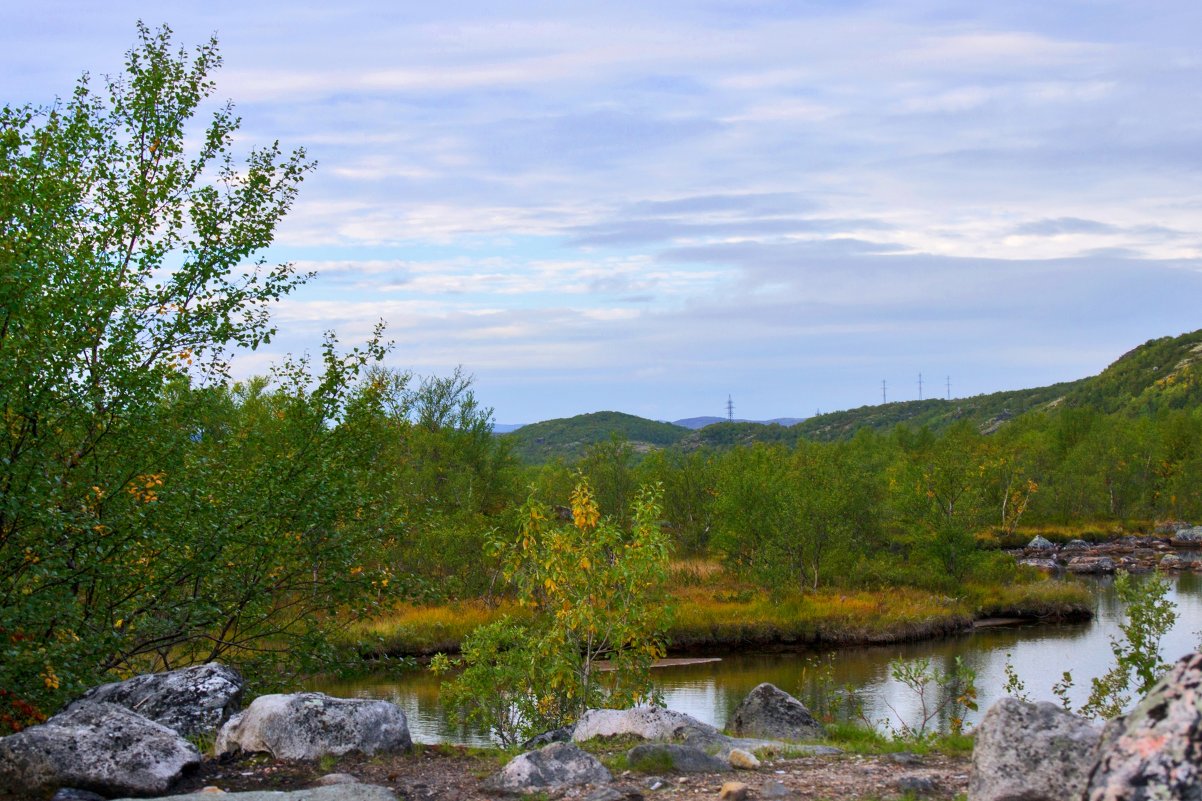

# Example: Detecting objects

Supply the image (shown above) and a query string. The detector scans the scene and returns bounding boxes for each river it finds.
[309,572,1202,745]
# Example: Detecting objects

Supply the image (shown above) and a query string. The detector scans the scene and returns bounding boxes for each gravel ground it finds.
[168,745,972,800]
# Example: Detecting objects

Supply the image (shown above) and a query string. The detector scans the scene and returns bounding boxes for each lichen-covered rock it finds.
[1018,557,1059,572]
[730,683,825,741]
[573,707,720,743]
[1170,525,1202,545]
[627,743,729,773]
[1084,651,1202,801]
[0,701,201,798]
[727,748,760,770]
[67,662,245,738]
[216,692,411,760]
[485,742,612,794]
[968,698,1101,801]
[1026,535,1056,550]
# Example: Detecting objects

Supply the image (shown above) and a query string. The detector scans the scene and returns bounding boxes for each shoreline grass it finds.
[346,575,1092,659]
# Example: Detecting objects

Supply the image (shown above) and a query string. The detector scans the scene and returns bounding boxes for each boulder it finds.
[67,662,244,738]
[1160,553,1183,570]
[627,743,729,773]
[1154,520,1190,534]
[1170,526,1202,546]
[0,701,201,798]
[215,692,411,760]
[1066,556,1117,574]
[719,781,750,801]
[727,748,760,770]
[1018,558,1059,572]
[1026,535,1056,550]
[573,707,719,743]
[730,683,825,741]
[968,698,1101,801]
[485,742,612,794]
[1064,539,1091,551]
[1084,652,1202,801]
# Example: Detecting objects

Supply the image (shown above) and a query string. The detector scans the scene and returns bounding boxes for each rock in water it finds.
[485,742,612,794]
[0,701,201,798]
[1084,651,1202,801]
[216,692,411,760]
[730,683,825,740]
[968,698,1101,801]
[1027,535,1056,550]
[67,662,245,738]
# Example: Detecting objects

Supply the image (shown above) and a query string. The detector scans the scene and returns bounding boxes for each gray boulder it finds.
[627,743,729,773]
[968,698,1101,801]
[1026,535,1056,550]
[573,706,719,743]
[1084,652,1202,801]
[216,692,411,760]
[485,742,612,794]
[1018,558,1059,572]
[1064,539,1091,551]
[1170,526,1202,545]
[730,683,825,740]
[67,662,244,738]
[0,701,201,798]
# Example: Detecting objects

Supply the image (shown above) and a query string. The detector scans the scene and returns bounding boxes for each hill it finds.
[500,329,1202,462]
[504,411,690,463]
[673,416,806,429]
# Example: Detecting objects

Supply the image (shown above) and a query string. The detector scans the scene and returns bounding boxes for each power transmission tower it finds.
[946,376,951,400]
[918,372,923,400]
[726,395,734,422]
[881,379,887,404]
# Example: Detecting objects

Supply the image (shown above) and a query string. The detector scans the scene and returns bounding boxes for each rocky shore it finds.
[1013,523,1202,574]
[4,653,1202,801]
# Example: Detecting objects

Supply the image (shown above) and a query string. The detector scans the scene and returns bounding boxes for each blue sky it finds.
[5,1,1202,424]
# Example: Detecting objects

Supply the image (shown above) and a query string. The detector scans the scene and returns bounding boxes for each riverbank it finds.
[346,578,1093,660]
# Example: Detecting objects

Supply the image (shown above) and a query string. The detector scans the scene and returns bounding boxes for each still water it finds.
[309,573,1202,745]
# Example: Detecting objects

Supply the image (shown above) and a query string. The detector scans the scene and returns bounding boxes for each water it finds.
[309,573,1202,744]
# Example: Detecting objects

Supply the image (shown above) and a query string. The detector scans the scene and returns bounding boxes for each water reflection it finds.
[309,573,1202,744]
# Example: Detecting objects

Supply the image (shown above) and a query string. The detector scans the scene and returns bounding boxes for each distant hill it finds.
[504,411,690,463]
[672,416,806,429]
[500,329,1202,462]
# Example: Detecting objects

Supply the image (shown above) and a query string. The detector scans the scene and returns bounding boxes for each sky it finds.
[4,1,1202,425]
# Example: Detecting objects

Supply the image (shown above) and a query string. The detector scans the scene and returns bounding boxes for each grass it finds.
[342,560,1094,657]
[817,722,974,757]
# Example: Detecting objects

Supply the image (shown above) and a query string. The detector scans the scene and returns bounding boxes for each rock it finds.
[574,706,720,743]
[522,724,574,749]
[761,780,793,799]
[1066,555,1117,574]
[66,662,244,738]
[898,775,938,796]
[1155,520,1190,534]
[727,748,760,770]
[316,773,360,785]
[1018,558,1059,572]
[1026,535,1056,550]
[968,697,1101,801]
[485,742,612,794]
[730,683,825,741]
[627,743,729,773]
[1170,525,1202,545]
[112,788,399,801]
[1160,553,1183,569]
[0,701,201,798]
[215,692,411,760]
[1084,651,1202,801]
[718,781,749,801]
[1064,539,1091,551]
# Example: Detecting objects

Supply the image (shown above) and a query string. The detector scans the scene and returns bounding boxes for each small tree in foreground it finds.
[433,479,672,745]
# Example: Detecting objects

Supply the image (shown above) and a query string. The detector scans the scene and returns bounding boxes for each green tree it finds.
[0,23,337,727]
